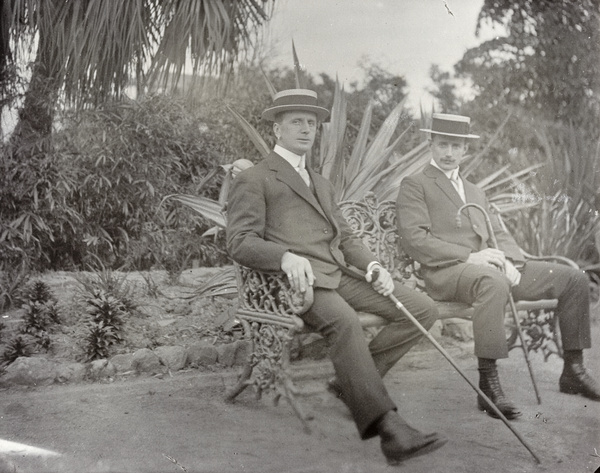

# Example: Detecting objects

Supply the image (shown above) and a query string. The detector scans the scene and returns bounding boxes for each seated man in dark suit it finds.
[226,89,447,465]
[397,113,599,420]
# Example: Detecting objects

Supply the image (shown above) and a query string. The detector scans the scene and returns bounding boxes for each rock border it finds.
[0,339,251,387]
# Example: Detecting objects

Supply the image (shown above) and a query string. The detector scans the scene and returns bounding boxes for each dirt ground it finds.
[0,270,599,473]
[0,326,599,473]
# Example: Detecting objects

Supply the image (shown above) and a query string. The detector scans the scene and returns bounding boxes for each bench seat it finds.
[225,193,572,430]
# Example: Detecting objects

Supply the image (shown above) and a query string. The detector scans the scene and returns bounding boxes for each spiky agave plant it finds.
[164,44,541,281]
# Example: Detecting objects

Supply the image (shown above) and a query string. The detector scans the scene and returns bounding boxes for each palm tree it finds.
[1,0,274,156]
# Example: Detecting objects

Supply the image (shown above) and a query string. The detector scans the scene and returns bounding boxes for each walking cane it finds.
[372,270,541,464]
[456,203,542,405]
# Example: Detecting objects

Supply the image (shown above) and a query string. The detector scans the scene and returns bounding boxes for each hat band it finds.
[272,94,318,108]
[431,118,470,136]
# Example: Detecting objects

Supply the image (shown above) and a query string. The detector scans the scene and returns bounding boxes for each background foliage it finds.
[0,1,598,281]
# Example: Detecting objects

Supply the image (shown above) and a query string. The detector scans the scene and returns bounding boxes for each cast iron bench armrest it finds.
[521,250,579,269]
[233,263,313,330]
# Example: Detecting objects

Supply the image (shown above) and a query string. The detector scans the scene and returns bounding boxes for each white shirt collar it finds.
[274,144,305,169]
[430,158,460,180]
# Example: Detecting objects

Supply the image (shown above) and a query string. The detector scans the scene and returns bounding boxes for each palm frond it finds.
[161,194,226,228]
[319,79,347,187]
[192,266,237,298]
[291,39,307,89]
[343,98,407,199]
[226,105,271,158]
[6,0,275,107]
[345,100,374,185]
[260,65,278,98]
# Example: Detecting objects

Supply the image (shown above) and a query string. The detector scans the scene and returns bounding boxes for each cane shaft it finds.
[507,295,542,404]
[457,203,542,404]
[389,294,541,464]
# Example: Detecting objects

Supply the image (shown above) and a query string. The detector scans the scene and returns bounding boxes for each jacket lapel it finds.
[309,167,337,224]
[268,152,328,220]
[425,164,489,241]
[425,165,464,209]
[461,179,489,241]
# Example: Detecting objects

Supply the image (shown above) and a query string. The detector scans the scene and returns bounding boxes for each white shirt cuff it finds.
[367,261,382,273]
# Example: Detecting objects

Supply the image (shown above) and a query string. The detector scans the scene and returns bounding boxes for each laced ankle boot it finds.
[559,350,600,401]
[477,358,521,419]
[377,410,447,465]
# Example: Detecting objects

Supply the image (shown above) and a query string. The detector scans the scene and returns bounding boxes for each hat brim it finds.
[420,128,480,139]
[262,104,330,122]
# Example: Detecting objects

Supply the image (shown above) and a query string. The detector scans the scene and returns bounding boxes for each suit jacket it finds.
[396,164,525,300]
[226,151,376,289]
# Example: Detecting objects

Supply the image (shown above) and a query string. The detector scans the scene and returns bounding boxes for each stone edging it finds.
[0,339,251,387]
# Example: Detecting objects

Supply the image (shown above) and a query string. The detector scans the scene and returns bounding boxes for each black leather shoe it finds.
[559,364,600,401]
[326,376,343,398]
[478,369,521,420]
[377,411,447,465]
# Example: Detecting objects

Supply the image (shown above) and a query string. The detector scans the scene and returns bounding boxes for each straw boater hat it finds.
[420,113,480,139]
[261,89,330,122]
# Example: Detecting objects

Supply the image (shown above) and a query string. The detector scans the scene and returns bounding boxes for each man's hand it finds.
[466,249,521,286]
[281,252,314,293]
[365,263,394,297]
[466,248,506,270]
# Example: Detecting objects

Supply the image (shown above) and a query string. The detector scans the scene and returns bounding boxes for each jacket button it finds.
[473,224,478,229]
[323,229,329,234]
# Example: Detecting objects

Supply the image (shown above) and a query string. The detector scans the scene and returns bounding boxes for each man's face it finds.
[273,111,317,156]
[430,134,468,171]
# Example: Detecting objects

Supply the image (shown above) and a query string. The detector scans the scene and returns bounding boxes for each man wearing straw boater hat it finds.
[226,89,447,464]
[397,113,599,419]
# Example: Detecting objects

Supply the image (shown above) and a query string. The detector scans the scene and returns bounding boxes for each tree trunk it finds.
[8,6,62,159]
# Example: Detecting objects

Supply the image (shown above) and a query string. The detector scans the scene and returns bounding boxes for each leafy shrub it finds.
[76,268,137,313]
[2,93,237,270]
[14,280,60,352]
[500,124,600,265]
[85,290,125,331]
[22,280,53,304]
[83,322,120,361]
[52,94,236,269]
[0,141,68,268]
[0,262,31,312]
[1,335,32,365]
[123,216,227,281]
[20,301,57,336]
[82,290,125,361]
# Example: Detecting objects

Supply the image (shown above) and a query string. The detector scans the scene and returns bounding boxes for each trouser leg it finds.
[512,261,591,351]
[454,266,511,359]
[300,287,396,439]
[337,275,438,377]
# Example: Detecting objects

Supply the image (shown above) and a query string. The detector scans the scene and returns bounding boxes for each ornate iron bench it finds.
[224,193,576,430]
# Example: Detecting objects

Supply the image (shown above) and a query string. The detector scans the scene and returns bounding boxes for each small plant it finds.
[18,281,61,351]
[85,290,125,332]
[82,290,125,361]
[23,280,54,305]
[21,301,54,335]
[139,272,163,298]
[83,322,120,361]
[1,335,32,365]
[76,267,137,313]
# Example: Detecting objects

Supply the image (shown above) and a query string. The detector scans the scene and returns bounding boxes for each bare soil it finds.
[0,269,599,473]
[0,268,241,366]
